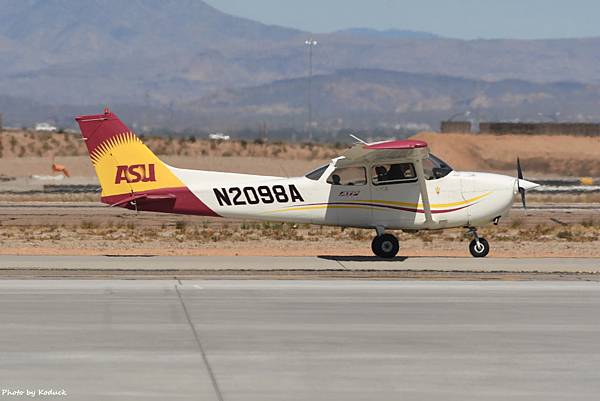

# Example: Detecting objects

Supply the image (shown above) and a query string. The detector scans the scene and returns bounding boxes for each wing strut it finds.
[414,159,434,226]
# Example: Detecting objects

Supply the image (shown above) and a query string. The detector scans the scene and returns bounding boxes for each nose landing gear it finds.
[467,227,490,258]
[371,227,399,258]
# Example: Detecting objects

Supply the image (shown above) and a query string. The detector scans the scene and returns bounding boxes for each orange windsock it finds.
[52,163,70,177]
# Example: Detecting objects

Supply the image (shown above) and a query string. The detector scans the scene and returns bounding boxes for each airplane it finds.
[76,108,539,258]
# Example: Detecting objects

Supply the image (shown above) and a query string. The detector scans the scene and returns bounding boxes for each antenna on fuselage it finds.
[349,134,368,145]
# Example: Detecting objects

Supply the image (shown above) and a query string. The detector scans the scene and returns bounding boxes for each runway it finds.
[0,280,599,400]
[0,255,598,279]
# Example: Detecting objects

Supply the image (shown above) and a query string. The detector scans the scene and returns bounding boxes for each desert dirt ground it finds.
[2,129,600,179]
[1,202,599,257]
[0,155,329,180]
[413,131,600,177]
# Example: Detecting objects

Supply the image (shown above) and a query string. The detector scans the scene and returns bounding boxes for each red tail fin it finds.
[76,107,134,156]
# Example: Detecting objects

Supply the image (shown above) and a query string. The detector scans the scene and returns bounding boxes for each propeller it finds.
[517,157,527,213]
[516,159,540,215]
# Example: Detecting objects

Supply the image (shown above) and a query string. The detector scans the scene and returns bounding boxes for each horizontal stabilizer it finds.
[109,193,176,208]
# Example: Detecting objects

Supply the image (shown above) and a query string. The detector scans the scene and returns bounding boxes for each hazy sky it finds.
[205,0,600,39]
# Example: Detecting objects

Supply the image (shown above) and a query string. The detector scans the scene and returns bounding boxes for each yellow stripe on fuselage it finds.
[267,192,492,215]
[361,192,492,209]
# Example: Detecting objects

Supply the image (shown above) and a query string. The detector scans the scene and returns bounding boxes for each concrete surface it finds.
[0,280,599,400]
[0,255,599,273]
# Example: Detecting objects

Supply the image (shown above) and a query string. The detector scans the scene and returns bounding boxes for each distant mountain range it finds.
[181,69,600,131]
[2,0,600,132]
[333,28,440,40]
[5,69,597,133]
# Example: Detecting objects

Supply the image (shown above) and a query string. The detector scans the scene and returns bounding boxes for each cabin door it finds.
[370,162,423,229]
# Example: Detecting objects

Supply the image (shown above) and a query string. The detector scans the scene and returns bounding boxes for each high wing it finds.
[336,139,434,225]
[336,139,429,166]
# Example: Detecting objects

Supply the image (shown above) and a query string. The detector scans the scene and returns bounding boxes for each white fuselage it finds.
[169,162,518,231]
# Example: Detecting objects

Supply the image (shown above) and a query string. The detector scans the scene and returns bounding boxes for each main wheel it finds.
[469,238,490,258]
[371,234,400,259]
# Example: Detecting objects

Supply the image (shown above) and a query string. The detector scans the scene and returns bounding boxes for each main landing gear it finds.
[371,227,399,258]
[467,227,490,258]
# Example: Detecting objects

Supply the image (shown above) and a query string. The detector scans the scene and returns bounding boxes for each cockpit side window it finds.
[305,165,329,181]
[423,154,453,180]
[372,163,417,185]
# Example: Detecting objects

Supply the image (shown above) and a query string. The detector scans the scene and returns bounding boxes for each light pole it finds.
[447,110,471,121]
[305,38,317,141]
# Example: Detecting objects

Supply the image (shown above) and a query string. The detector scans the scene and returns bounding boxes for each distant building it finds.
[209,133,230,141]
[440,120,472,133]
[35,122,58,132]
[479,122,600,136]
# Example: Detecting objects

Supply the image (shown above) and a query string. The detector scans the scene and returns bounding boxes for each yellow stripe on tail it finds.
[90,131,184,197]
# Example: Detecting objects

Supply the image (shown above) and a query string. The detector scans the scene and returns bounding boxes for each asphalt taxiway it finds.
[0,280,599,400]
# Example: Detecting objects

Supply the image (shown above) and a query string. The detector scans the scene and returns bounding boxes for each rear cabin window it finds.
[326,167,367,186]
[372,163,416,185]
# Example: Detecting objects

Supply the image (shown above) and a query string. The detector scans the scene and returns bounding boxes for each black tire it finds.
[469,238,490,258]
[371,234,400,259]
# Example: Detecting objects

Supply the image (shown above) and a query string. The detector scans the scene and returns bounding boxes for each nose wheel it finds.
[371,233,399,259]
[467,228,490,258]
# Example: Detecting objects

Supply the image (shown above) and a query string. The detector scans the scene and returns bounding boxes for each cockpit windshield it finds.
[422,154,453,180]
[305,164,329,181]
